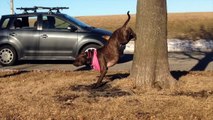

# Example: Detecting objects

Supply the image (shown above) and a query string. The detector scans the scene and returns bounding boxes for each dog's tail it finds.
[122,11,131,27]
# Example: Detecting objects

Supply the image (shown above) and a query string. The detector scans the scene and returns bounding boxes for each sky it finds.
[0,0,212,17]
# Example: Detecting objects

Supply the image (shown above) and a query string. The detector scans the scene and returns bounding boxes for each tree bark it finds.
[131,0,176,90]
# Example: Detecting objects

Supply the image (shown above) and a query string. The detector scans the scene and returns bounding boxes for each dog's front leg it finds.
[93,56,108,88]
[93,67,108,88]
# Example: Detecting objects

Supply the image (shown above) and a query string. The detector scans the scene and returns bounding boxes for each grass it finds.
[0,70,213,119]
[0,12,213,119]
[168,12,213,40]
[77,12,213,40]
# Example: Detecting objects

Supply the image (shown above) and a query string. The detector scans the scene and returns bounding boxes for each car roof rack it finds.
[16,6,69,14]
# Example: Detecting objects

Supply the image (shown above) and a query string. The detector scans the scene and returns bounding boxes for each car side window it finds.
[55,17,70,29]
[12,16,38,30]
[42,15,70,31]
[28,16,38,28]
[0,18,10,29]
[13,19,22,29]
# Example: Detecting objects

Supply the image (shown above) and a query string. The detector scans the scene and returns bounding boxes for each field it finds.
[0,12,213,119]
[77,12,213,40]
[0,70,213,119]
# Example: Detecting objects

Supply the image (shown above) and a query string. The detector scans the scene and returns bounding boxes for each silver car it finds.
[0,7,112,66]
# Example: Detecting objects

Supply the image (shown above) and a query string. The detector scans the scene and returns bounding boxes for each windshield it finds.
[64,14,91,28]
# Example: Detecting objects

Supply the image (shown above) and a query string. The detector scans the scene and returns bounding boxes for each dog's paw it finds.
[91,83,101,89]
[91,82,107,89]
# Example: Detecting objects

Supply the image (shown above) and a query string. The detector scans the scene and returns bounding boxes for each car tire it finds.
[0,45,17,66]
[80,44,101,54]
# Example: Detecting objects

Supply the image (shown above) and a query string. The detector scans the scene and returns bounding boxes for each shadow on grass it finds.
[69,73,131,98]
[171,71,189,80]
[70,84,131,98]
[106,73,130,81]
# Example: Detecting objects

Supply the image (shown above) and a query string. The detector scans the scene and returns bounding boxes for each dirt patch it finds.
[0,70,213,119]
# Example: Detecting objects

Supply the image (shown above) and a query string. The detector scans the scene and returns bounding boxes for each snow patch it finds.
[124,39,213,54]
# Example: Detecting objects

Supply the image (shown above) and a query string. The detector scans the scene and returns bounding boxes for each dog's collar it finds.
[86,49,100,71]
[91,49,100,71]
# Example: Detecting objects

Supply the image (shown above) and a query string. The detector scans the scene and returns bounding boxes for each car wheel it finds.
[80,44,101,53]
[0,45,17,66]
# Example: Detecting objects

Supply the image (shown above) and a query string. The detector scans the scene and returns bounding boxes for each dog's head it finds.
[116,27,136,45]
[73,49,94,67]
[123,27,136,44]
[73,52,89,67]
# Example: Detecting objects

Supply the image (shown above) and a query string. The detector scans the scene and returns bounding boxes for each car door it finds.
[38,15,78,59]
[8,15,40,57]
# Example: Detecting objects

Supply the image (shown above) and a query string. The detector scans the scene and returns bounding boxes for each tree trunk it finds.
[131,0,176,90]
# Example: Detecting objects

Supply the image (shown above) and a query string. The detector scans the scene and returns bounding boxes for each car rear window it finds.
[0,18,10,29]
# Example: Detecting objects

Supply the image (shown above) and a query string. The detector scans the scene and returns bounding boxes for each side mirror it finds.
[67,25,78,32]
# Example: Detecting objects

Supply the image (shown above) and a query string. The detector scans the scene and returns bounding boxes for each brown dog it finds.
[73,11,136,88]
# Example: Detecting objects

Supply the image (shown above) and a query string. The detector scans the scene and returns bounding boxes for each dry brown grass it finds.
[77,14,135,32]
[77,12,213,40]
[0,70,213,119]
[168,12,213,40]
